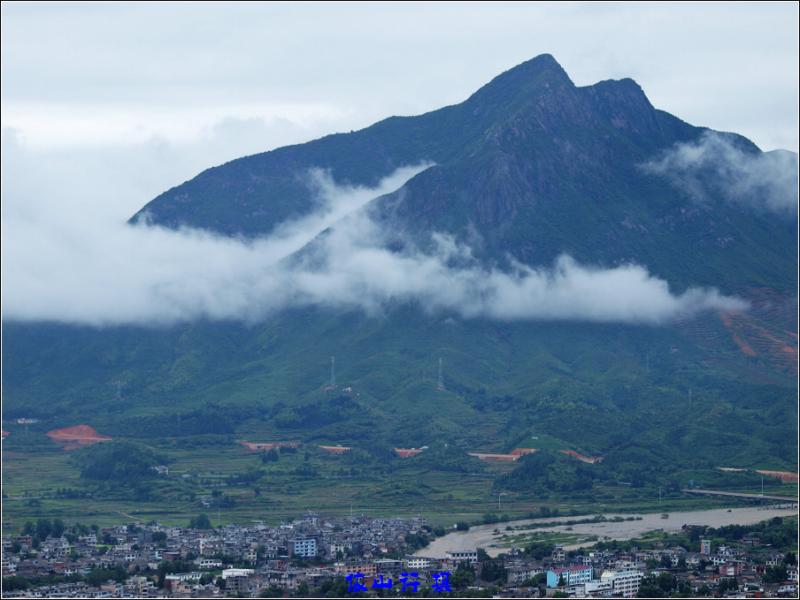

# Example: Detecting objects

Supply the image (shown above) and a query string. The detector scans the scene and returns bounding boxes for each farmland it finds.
[3,429,795,537]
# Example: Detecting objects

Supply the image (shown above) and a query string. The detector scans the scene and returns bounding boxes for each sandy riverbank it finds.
[416,505,799,558]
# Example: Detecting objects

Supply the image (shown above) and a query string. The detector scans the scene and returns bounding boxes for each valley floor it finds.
[2,435,797,536]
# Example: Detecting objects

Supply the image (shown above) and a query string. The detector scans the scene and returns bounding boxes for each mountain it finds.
[4,55,798,497]
[132,54,796,292]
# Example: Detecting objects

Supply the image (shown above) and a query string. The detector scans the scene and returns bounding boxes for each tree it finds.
[656,572,676,593]
[261,448,279,463]
[74,441,166,482]
[295,581,309,596]
[480,561,507,583]
[86,566,126,586]
[52,519,66,538]
[450,566,475,589]
[36,518,52,540]
[525,542,554,560]
[156,560,195,588]
[637,584,664,598]
[2,576,30,591]
[151,531,167,543]
[404,532,429,551]
[189,514,213,529]
[718,577,729,593]
[763,565,787,583]
[785,552,797,566]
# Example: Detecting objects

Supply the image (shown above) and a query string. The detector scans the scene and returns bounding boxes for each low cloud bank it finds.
[643,131,798,214]
[2,158,745,326]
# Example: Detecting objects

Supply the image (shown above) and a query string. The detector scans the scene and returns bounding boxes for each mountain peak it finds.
[509,53,571,78]
[465,54,574,110]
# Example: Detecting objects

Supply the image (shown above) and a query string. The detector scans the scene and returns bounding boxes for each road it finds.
[682,488,798,503]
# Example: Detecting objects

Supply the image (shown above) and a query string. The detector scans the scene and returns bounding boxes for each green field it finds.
[3,430,795,538]
[493,530,599,548]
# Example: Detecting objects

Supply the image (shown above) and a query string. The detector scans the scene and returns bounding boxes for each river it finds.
[416,504,799,558]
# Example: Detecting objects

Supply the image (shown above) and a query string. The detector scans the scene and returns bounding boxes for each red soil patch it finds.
[510,448,537,456]
[561,449,604,464]
[239,440,299,452]
[394,448,424,458]
[755,470,799,484]
[721,313,757,356]
[731,333,757,357]
[718,306,798,373]
[46,425,111,451]
[319,445,350,455]
[468,452,520,462]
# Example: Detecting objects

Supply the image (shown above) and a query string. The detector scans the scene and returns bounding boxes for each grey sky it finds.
[3,2,798,153]
[0,2,796,325]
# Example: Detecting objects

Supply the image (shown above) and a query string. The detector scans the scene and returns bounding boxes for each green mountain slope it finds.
[4,302,796,473]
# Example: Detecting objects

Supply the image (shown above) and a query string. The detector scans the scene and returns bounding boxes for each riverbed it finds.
[416,505,799,558]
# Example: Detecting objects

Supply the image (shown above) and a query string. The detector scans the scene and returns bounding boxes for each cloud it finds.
[642,131,798,214]
[2,147,745,326]
[288,215,746,323]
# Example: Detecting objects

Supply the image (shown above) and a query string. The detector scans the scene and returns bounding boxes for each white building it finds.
[405,557,431,570]
[329,541,347,557]
[165,572,203,583]
[601,569,643,598]
[222,568,255,579]
[547,566,593,587]
[766,553,785,567]
[446,550,478,565]
[244,545,258,564]
[195,558,223,569]
[291,537,318,558]
[1,555,17,575]
[582,579,613,597]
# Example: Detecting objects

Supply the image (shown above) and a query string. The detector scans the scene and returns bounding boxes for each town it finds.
[1,511,798,598]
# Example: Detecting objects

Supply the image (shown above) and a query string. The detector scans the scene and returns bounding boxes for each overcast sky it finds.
[3,3,798,153]
[1,2,796,325]
[2,2,798,209]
